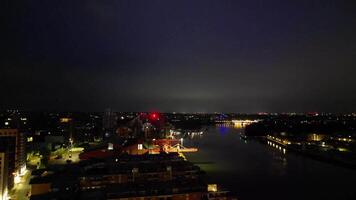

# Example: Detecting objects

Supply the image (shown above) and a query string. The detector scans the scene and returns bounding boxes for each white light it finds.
[138,144,143,150]
[2,187,8,200]
[108,143,113,150]
[14,173,21,184]
[20,165,27,176]
[4,122,9,126]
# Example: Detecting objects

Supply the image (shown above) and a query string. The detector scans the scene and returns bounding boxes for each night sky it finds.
[2,1,356,113]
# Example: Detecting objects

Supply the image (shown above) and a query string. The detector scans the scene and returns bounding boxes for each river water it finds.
[184,126,356,200]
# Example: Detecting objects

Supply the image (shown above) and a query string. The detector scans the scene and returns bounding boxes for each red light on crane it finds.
[149,113,159,120]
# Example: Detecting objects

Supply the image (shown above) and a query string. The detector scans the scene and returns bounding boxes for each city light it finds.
[338,148,349,152]
[20,165,27,176]
[207,184,218,192]
[14,173,21,184]
[27,137,33,142]
[3,1,356,199]
[1,188,8,200]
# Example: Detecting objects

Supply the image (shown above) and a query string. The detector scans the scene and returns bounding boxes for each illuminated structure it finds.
[103,109,118,138]
[128,112,168,138]
[215,119,260,129]
[0,152,9,200]
[307,133,325,142]
[231,120,259,128]
[2,110,28,131]
[59,117,71,123]
[0,129,26,189]
[145,139,198,154]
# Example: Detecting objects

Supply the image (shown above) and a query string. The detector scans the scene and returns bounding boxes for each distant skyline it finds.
[2,1,356,113]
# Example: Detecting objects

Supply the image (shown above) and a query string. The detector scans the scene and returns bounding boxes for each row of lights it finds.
[267,141,286,154]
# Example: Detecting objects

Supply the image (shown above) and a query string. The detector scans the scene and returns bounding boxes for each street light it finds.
[68,138,74,159]
[69,138,73,146]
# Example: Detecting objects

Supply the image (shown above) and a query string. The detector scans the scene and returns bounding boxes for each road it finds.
[9,147,83,199]
[48,147,82,165]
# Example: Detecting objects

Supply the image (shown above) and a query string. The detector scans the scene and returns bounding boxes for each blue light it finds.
[218,126,228,136]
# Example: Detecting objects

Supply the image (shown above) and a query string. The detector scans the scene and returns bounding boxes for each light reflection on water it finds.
[184,126,356,200]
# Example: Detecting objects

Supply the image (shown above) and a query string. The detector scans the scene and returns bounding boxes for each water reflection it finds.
[267,140,287,155]
[185,125,356,200]
[218,126,229,136]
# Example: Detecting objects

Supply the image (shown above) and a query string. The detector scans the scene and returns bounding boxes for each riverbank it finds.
[265,136,356,169]
[185,126,356,200]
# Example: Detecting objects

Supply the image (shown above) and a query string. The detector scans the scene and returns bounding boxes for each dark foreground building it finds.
[29,153,236,200]
[0,129,26,197]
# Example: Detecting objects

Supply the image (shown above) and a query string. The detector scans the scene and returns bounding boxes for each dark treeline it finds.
[245,115,356,136]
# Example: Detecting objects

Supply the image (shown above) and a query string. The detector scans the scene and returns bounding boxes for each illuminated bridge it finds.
[232,120,259,128]
[216,119,260,128]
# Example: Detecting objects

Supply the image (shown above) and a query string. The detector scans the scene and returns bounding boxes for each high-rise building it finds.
[0,152,9,200]
[103,109,117,138]
[2,110,28,131]
[0,137,15,191]
[0,129,26,189]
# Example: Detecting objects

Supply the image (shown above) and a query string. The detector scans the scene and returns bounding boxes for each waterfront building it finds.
[79,159,202,189]
[29,153,235,200]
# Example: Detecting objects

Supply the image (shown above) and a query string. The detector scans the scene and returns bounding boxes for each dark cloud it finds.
[1,0,356,112]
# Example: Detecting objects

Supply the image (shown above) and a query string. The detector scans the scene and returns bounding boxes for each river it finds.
[184,126,356,200]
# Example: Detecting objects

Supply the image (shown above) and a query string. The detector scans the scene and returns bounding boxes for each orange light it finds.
[60,118,71,123]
